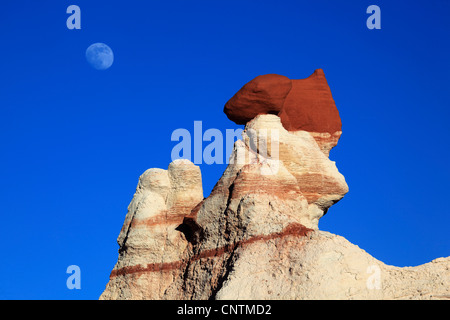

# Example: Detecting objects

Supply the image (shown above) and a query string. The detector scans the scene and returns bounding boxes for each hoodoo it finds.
[101,70,449,300]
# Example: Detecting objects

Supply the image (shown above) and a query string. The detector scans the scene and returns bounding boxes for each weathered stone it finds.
[224,69,343,155]
[100,159,203,300]
[100,72,449,300]
[224,74,292,124]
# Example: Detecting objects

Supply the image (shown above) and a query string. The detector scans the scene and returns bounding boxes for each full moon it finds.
[85,43,114,70]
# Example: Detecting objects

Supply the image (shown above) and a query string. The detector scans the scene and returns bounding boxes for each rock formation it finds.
[100,70,449,300]
[102,160,203,299]
[224,69,342,156]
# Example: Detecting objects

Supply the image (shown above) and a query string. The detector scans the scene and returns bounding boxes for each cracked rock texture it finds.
[100,71,449,300]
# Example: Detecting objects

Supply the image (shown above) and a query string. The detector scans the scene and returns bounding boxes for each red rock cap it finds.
[224,69,342,134]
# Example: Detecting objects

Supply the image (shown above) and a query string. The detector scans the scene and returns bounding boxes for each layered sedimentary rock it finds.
[100,159,203,299]
[244,115,348,219]
[100,70,449,300]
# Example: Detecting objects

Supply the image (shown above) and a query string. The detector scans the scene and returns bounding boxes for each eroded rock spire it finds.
[101,70,449,300]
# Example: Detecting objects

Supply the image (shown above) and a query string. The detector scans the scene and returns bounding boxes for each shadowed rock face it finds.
[100,71,449,300]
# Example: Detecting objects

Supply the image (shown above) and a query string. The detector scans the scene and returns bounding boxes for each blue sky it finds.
[0,0,449,299]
